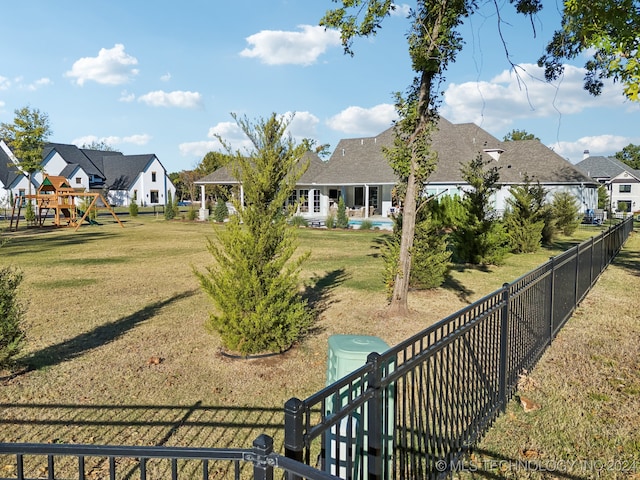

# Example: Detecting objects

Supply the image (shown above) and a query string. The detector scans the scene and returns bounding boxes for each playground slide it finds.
[76,208,100,225]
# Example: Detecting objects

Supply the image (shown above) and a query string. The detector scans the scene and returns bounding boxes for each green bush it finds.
[164,191,176,220]
[0,266,25,368]
[383,209,450,298]
[336,197,349,229]
[213,199,228,222]
[187,206,198,221]
[129,193,139,217]
[552,191,581,236]
[358,218,374,230]
[325,213,336,229]
[194,113,313,355]
[290,215,308,227]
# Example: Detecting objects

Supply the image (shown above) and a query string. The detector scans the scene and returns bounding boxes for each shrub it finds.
[164,191,176,220]
[194,113,313,355]
[336,196,349,229]
[383,209,450,297]
[359,218,374,230]
[0,266,25,368]
[129,193,139,217]
[552,191,581,236]
[451,155,508,265]
[213,199,228,222]
[187,206,198,221]
[326,213,336,229]
[290,215,309,227]
[503,177,549,253]
[25,201,35,224]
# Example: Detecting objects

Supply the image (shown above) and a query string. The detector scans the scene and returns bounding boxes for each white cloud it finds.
[138,90,203,109]
[441,63,625,132]
[284,111,320,140]
[178,140,222,157]
[160,72,171,82]
[72,133,151,148]
[549,134,640,162]
[240,25,341,66]
[119,91,136,102]
[0,76,11,90]
[327,104,398,136]
[65,44,139,86]
[390,3,411,17]
[25,77,52,91]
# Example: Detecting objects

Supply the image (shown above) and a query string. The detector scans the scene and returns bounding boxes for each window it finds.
[150,190,159,203]
[368,186,378,210]
[299,189,309,212]
[619,184,631,193]
[329,188,340,201]
[75,177,82,184]
[354,187,364,206]
[288,190,298,206]
[151,171,157,182]
[313,190,320,213]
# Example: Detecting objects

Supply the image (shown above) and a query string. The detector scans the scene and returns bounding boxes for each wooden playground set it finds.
[8,175,123,232]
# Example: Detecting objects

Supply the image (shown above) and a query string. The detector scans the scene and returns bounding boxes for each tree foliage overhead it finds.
[538,0,640,101]
[614,143,640,170]
[194,113,313,355]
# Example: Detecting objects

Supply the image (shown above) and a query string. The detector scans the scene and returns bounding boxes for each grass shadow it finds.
[12,289,198,375]
[441,264,491,303]
[303,268,349,321]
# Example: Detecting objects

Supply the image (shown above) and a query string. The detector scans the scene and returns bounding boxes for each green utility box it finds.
[325,335,394,479]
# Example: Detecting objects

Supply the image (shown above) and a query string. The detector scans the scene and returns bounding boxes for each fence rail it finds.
[283,216,634,480]
[0,217,634,480]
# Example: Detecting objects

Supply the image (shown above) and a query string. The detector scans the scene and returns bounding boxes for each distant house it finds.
[576,154,640,214]
[7,142,177,207]
[0,140,38,209]
[196,117,598,219]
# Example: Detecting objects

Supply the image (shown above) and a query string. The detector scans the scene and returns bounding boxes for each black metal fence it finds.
[283,216,634,480]
[0,434,340,480]
[0,217,634,480]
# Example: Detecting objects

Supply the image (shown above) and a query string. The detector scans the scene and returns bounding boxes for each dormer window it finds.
[483,148,505,161]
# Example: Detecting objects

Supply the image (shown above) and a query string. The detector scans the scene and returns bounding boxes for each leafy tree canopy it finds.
[81,140,120,152]
[503,129,539,141]
[539,0,640,101]
[0,106,52,177]
[614,143,640,170]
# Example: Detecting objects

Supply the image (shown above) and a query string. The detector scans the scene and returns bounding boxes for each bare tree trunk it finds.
[389,165,418,316]
[388,70,434,316]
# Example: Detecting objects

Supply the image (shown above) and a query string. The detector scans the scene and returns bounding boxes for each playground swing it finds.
[9,174,124,232]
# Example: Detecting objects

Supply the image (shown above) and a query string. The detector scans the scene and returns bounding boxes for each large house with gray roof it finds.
[1,141,175,208]
[195,117,598,220]
[576,154,640,214]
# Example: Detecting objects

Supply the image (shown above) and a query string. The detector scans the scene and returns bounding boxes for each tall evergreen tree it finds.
[194,113,313,355]
[503,176,549,253]
[452,155,508,265]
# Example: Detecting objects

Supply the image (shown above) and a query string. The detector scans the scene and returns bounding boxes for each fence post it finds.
[574,244,580,307]
[284,397,305,480]
[252,434,274,480]
[366,352,384,480]
[548,256,555,345]
[498,283,510,412]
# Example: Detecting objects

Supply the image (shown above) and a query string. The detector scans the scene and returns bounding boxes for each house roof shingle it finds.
[575,156,640,181]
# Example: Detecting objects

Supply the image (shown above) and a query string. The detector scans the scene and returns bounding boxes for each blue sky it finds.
[2,1,639,174]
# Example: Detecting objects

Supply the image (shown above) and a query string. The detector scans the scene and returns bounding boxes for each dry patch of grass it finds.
[461,231,640,479]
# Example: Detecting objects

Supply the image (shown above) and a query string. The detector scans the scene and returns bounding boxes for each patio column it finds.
[200,185,206,209]
[364,184,370,218]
